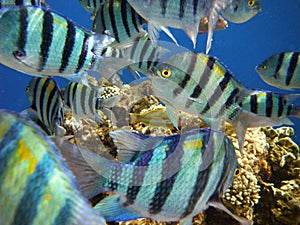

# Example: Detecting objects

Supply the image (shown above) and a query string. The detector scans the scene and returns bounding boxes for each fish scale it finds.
[0,110,106,225]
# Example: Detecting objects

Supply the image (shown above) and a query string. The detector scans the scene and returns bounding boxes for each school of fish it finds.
[0,1,299,225]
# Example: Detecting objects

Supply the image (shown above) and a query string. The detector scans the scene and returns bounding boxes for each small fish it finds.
[56,128,252,225]
[25,77,65,136]
[0,5,121,80]
[143,51,300,150]
[93,0,146,43]
[0,0,46,8]
[255,52,300,89]
[63,81,105,123]
[129,106,174,128]
[126,0,237,53]
[0,110,106,225]
[221,0,262,24]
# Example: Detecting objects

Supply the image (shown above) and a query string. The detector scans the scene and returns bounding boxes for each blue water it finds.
[0,0,299,146]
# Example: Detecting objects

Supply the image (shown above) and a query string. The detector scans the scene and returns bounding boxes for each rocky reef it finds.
[62,80,300,225]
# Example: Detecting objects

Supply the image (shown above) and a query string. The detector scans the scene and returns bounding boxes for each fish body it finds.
[79,0,105,14]
[0,5,114,79]
[26,77,65,136]
[221,0,262,23]
[63,81,105,123]
[0,110,106,225]
[126,0,237,53]
[143,51,300,150]
[93,0,146,43]
[57,128,251,225]
[255,52,300,89]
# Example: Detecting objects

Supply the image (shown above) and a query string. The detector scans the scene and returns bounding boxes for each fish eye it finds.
[25,86,29,93]
[248,0,255,7]
[234,168,241,177]
[161,69,171,78]
[92,23,96,30]
[261,65,267,70]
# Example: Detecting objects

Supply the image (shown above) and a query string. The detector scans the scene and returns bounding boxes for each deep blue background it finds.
[0,0,299,145]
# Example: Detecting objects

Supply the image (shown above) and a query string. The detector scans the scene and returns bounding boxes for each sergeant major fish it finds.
[256,52,300,89]
[56,128,252,225]
[141,51,300,150]
[0,110,106,225]
[25,77,65,136]
[0,5,121,81]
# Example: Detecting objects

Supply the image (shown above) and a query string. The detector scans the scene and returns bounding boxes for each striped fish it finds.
[238,90,300,125]
[0,110,106,225]
[255,52,300,89]
[64,81,106,123]
[0,5,116,80]
[26,77,65,136]
[126,0,234,53]
[92,0,146,43]
[143,51,300,150]
[221,0,262,23]
[0,0,45,8]
[56,128,252,225]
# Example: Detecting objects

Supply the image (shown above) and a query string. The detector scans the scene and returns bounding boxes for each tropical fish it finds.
[0,0,45,8]
[221,0,262,23]
[0,110,106,225]
[92,0,146,43]
[63,81,105,123]
[56,128,252,225]
[142,51,300,150]
[0,5,120,80]
[25,77,65,136]
[238,90,300,126]
[255,52,300,89]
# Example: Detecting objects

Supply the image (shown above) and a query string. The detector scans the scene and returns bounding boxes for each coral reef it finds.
[61,80,300,225]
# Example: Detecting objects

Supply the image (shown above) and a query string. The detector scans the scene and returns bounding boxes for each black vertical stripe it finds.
[192,0,198,15]
[88,88,95,115]
[160,0,168,17]
[16,0,24,5]
[131,7,139,32]
[139,40,151,68]
[54,199,72,224]
[72,83,79,113]
[30,78,39,111]
[38,9,54,72]
[228,106,240,121]
[200,71,232,114]
[277,96,284,117]
[16,6,28,56]
[81,85,88,115]
[47,80,58,131]
[75,33,89,73]
[130,39,139,59]
[173,53,197,96]
[265,92,273,117]
[12,155,52,225]
[274,52,284,78]
[100,3,107,33]
[121,0,131,37]
[59,19,76,73]
[215,88,239,118]
[286,52,299,86]
[287,104,293,116]
[179,0,187,19]
[108,0,119,42]
[39,78,51,125]
[250,94,258,114]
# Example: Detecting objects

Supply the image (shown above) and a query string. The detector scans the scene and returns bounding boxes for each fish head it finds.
[222,0,262,24]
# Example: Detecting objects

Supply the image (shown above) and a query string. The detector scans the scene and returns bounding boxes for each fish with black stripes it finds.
[0,5,127,81]
[0,0,46,8]
[92,0,146,44]
[255,52,300,89]
[126,0,261,53]
[55,128,252,225]
[0,110,106,225]
[63,81,107,123]
[140,51,300,150]
[25,77,65,136]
